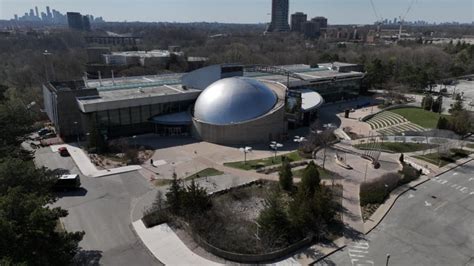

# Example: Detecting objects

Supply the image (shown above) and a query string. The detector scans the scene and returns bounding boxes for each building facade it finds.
[43,63,364,142]
[267,0,290,32]
[291,12,307,32]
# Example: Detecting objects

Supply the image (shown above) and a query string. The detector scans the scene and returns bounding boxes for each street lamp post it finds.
[73,121,79,144]
[132,135,137,149]
[270,141,283,161]
[386,253,391,266]
[239,146,252,164]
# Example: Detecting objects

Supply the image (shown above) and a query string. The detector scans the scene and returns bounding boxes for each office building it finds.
[266,0,290,32]
[291,12,307,32]
[67,12,84,30]
[43,63,364,143]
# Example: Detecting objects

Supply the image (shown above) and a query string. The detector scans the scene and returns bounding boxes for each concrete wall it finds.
[192,103,287,145]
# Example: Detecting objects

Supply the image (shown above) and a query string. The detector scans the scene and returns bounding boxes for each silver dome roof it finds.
[193,77,277,125]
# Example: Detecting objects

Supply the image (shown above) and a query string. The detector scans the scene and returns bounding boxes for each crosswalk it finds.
[347,241,374,266]
[432,175,474,196]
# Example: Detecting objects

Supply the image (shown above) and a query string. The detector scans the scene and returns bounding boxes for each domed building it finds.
[192,77,288,145]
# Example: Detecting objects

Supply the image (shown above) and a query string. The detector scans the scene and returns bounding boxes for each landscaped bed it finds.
[153,168,224,187]
[389,108,450,129]
[144,174,343,259]
[360,162,421,221]
[224,151,303,171]
[354,142,437,153]
[414,148,472,167]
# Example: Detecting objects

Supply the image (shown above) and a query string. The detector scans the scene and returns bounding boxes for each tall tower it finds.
[35,6,39,17]
[266,0,290,32]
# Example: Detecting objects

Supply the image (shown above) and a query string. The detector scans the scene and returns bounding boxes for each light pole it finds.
[239,146,252,164]
[364,162,369,183]
[270,141,283,161]
[73,121,79,144]
[132,135,137,149]
[386,253,391,266]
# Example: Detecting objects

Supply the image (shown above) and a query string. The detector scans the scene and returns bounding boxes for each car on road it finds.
[58,147,70,157]
[37,128,52,136]
[53,174,81,191]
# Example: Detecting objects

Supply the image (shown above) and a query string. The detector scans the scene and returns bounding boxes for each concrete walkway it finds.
[50,144,141,178]
[132,220,222,265]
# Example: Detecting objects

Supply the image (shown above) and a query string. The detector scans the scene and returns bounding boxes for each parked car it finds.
[37,128,52,136]
[58,147,70,157]
[53,174,81,191]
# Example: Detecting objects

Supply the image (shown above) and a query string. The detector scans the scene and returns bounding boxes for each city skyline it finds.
[0,0,472,24]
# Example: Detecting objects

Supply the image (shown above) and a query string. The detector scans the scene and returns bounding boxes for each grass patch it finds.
[153,179,173,187]
[224,151,303,171]
[414,149,472,167]
[466,143,474,149]
[185,168,224,180]
[355,142,437,153]
[389,108,450,129]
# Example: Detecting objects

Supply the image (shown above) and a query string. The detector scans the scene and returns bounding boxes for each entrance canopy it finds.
[300,88,324,112]
[151,111,192,126]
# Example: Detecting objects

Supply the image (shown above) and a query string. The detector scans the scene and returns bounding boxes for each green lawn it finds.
[389,108,450,129]
[292,165,335,180]
[466,143,474,149]
[224,151,303,171]
[355,142,437,153]
[414,149,472,167]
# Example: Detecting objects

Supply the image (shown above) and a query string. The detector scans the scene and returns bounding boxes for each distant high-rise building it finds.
[266,0,290,32]
[46,6,52,20]
[67,12,84,30]
[82,15,91,31]
[311,16,328,30]
[29,9,35,18]
[303,21,320,38]
[14,14,18,21]
[35,6,39,17]
[291,12,307,32]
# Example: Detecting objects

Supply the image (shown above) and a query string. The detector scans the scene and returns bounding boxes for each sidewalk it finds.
[50,144,141,178]
[132,220,222,266]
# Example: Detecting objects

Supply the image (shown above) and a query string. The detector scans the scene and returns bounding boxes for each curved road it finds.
[316,160,474,266]
[35,147,161,266]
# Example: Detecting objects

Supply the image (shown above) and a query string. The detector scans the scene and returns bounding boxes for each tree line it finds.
[0,85,84,265]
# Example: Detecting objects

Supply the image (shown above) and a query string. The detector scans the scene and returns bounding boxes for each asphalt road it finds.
[316,160,474,266]
[34,147,160,266]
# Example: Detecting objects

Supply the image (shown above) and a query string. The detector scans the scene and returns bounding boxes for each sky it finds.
[0,0,472,24]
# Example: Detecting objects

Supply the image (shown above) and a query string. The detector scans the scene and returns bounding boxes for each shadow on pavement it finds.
[56,188,88,198]
[74,249,103,266]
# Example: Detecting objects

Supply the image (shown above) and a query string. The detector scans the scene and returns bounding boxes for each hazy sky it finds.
[0,0,472,24]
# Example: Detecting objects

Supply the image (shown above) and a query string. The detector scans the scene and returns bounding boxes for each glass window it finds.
[130,107,141,124]
[120,108,131,125]
[97,111,109,126]
[109,109,120,126]
[151,103,162,116]
[141,105,151,122]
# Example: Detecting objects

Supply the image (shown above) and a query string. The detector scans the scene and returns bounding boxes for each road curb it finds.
[363,157,473,235]
[310,243,347,265]
[129,221,164,265]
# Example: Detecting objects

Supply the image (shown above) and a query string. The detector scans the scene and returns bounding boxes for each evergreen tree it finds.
[421,95,433,110]
[257,191,292,246]
[165,172,184,214]
[300,161,320,198]
[183,179,209,214]
[436,116,450,130]
[278,157,293,191]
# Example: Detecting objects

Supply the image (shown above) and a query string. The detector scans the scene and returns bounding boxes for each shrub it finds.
[279,157,293,191]
[398,163,421,185]
[360,173,400,206]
